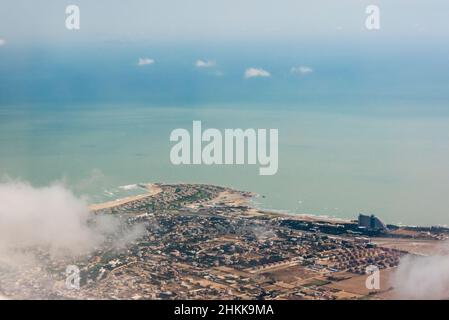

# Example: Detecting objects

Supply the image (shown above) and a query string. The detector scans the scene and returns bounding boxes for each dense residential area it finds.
[0,184,447,300]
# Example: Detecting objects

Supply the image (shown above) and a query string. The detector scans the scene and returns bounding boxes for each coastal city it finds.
[0,183,447,300]
[2,0,449,307]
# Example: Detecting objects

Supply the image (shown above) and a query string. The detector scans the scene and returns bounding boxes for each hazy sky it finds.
[0,0,448,45]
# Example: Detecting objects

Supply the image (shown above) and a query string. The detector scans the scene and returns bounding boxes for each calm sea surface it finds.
[1,44,449,226]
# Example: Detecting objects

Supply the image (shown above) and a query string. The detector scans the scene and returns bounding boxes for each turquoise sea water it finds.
[1,43,449,226]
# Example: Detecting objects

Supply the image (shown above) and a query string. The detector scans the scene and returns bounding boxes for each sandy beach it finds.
[89,183,162,211]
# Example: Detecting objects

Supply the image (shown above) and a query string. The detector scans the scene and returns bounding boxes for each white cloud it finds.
[0,181,97,257]
[137,58,155,66]
[291,66,314,75]
[0,39,6,46]
[244,67,271,79]
[195,59,216,68]
[0,180,146,262]
[391,244,449,299]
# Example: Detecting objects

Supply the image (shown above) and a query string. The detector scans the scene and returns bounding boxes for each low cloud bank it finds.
[391,245,449,299]
[0,180,145,264]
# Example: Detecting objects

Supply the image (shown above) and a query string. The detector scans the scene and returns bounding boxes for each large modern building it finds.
[358,214,388,232]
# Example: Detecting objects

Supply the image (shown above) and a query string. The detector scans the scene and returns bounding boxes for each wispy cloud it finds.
[244,67,271,79]
[0,179,147,262]
[0,39,6,46]
[391,243,449,299]
[291,66,313,75]
[137,58,155,66]
[195,59,216,68]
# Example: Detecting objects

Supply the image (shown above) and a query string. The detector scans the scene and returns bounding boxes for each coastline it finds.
[87,182,447,245]
[89,182,357,227]
[88,183,162,211]
[2,181,444,299]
